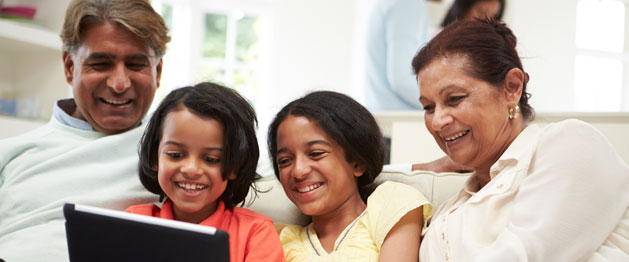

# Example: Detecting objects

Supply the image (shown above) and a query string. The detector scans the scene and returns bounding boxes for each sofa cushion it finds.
[244,176,310,226]
[375,168,472,211]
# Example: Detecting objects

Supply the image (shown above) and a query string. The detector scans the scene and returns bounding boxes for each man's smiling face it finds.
[63,21,162,134]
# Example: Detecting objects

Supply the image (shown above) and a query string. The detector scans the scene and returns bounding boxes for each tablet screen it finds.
[63,203,229,262]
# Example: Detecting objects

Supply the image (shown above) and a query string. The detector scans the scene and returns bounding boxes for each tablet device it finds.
[63,203,229,262]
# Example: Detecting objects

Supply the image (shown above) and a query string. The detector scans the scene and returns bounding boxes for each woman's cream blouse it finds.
[420,119,629,261]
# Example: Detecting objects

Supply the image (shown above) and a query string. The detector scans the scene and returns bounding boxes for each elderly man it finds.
[0,0,169,261]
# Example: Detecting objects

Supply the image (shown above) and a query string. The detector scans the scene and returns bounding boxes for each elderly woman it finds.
[414,19,629,261]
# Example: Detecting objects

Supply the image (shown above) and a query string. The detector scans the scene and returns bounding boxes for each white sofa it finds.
[245,169,472,226]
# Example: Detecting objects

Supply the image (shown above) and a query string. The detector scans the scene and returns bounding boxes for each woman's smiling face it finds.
[418,54,514,171]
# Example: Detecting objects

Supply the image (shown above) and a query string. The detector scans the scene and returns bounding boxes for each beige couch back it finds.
[245,169,472,226]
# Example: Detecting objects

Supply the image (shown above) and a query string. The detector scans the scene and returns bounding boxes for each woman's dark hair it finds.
[267,91,385,202]
[138,82,260,208]
[413,18,534,121]
[441,0,505,28]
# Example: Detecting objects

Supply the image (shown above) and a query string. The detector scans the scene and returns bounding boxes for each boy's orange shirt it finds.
[127,200,285,262]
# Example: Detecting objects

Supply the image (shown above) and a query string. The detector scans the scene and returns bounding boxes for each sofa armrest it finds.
[375,169,472,210]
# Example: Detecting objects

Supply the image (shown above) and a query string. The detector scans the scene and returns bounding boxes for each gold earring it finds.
[508,105,520,120]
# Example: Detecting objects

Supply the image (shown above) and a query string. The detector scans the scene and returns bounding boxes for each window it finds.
[574,56,623,111]
[151,0,270,107]
[199,12,262,101]
[574,0,627,111]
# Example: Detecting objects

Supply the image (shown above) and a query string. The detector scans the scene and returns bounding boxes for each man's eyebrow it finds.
[84,53,151,61]
[85,53,115,61]
[125,54,151,61]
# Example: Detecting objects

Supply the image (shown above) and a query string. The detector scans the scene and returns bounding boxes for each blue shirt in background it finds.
[364,0,429,111]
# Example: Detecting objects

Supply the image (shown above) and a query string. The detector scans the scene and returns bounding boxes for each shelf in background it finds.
[0,19,62,51]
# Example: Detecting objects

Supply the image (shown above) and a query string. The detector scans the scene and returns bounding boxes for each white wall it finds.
[252,0,361,147]
[259,0,358,117]
[507,0,578,112]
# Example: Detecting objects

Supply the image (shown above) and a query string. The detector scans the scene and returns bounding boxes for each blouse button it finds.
[441,232,446,240]
[497,184,504,189]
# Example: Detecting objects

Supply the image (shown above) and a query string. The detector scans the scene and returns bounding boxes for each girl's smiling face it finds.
[275,115,365,218]
[157,108,234,224]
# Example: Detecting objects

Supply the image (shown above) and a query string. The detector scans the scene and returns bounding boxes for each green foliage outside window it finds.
[203,13,227,59]
[236,16,260,63]
[161,4,173,30]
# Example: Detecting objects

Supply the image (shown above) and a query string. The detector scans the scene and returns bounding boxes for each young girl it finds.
[126,82,285,262]
[268,91,432,261]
